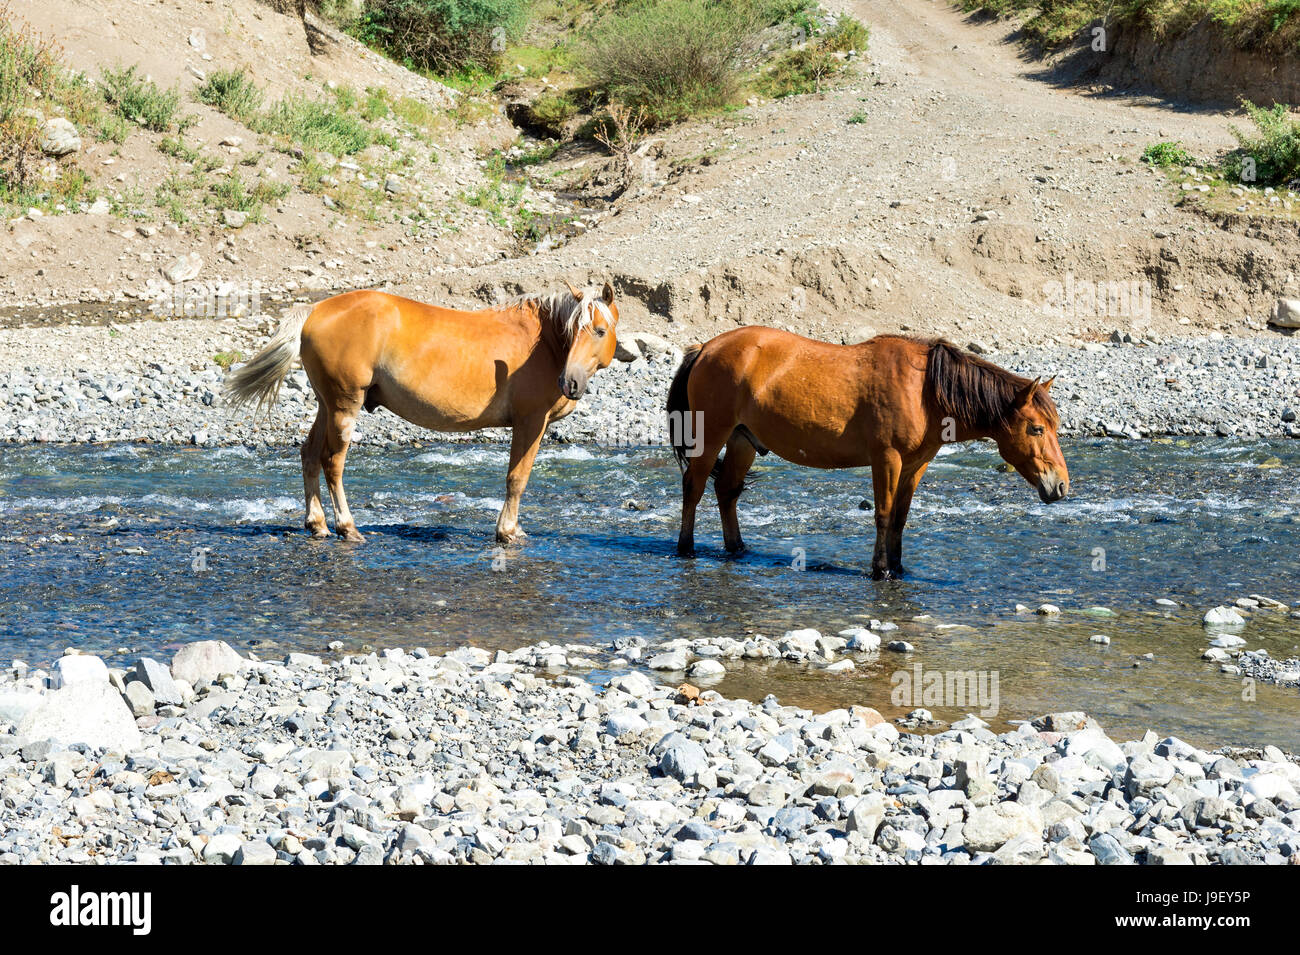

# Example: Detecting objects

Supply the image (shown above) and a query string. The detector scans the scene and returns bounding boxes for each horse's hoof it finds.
[724,543,747,556]
[307,526,330,540]
[676,545,696,558]
[337,527,365,543]
[496,528,527,545]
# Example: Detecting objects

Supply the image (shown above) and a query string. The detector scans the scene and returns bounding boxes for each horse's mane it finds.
[924,339,1059,430]
[509,288,612,343]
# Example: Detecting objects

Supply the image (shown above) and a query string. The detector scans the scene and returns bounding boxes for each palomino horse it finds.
[666,328,1069,579]
[226,283,619,543]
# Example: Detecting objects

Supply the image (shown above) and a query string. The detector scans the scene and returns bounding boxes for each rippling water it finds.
[2,438,1298,749]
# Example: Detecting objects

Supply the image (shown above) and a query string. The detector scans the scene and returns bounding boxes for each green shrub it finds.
[959,0,1300,51]
[352,0,529,74]
[822,15,869,52]
[197,68,263,122]
[1223,100,1300,186]
[581,0,761,123]
[258,95,377,155]
[100,65,189,132]
[1141,140,1194,167]
[1,9,102,195]
[529,90,576,132]
[758,43,841,98]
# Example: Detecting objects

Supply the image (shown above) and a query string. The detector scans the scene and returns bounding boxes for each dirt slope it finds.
[5,0,1299,353]
[387,0,1295,348]
[3,0,516,310]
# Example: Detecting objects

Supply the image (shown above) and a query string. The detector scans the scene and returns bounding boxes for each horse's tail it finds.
[667,344,704,474]
[224,303,313,416]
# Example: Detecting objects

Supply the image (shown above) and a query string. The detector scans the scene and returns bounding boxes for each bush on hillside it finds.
[1223,99,1300,186]
[1,8,101,197]
[580,0,762,123]
[351,0,529,74]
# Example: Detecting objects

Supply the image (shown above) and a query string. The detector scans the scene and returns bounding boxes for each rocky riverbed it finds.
[2,639,1298,865]
[0,323,1297,446]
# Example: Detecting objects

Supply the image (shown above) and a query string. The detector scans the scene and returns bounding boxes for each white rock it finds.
[171,640,246,685]
[687,659,725,680]
[1209,633,1246,648]
[1203,606,1246,628]
[50,654,110,688]
[17,682,142,752]
[1269,298,1300,329]
[40,117,81,156]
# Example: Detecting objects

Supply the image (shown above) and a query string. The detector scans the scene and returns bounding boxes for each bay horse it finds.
[225,283,619,543]
[666,328,1069,579]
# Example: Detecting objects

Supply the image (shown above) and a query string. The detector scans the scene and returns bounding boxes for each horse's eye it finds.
[1028,425,1045,436]
[594,326,607,338]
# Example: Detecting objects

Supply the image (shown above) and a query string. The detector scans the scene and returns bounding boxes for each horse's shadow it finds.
[224,520,952,586]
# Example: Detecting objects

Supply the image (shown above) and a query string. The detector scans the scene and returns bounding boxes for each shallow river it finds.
[2,438,1298,749]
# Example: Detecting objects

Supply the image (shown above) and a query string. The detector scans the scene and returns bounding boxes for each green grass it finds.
[528,90,577,132]
[212,350,244,369]
[758,44,843,97]
[580,0,763,123]
[259,95,380,155]
[196,68,263,122]
[1223,99,1300,185]
[958,0,1300,52]
[100,65,191,133]
[463,150,545,238]
[1142,140,1194,167]
[1,6,108,210]
[511,139,561,165]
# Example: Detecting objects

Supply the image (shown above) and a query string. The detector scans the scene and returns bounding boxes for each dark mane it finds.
[923,339,1059,431]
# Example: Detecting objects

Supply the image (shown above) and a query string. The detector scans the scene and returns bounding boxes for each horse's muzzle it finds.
[1037,474,1069,503]
[559,369,589,400]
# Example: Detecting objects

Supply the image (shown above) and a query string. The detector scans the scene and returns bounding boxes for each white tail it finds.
[224,303,313,416]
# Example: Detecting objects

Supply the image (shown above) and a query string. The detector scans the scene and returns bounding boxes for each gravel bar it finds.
[2,640,1297,865]
[1,334,1298,446]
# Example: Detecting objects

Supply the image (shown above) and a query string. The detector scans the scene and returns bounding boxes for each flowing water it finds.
[2,437,1298,749]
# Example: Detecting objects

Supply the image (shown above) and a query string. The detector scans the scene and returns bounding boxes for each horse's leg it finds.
[301,406,329,539]
[869,448,903,580]
[886,461,929,578]
[496,415,546,544]
[322,395,365,543]
[677,429,728,556]
[715,434,756,554]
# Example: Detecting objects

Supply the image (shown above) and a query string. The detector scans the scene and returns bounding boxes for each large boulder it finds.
[50,654,109,688]
[630,332,679,360]
[17,682,141,752]
[1269,299,1300,329]
[133,656,183,705]
[171,640,246,686]
[962,803,1043,852]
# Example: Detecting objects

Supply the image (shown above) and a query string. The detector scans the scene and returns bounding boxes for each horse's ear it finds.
[564,280,583,302]
[1014,377,1041,409]
[1042,376,1055,393]
[601,281,616,307]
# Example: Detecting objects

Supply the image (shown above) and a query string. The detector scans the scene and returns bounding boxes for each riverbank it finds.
[2,639,1297,865]
[0,318,1297,445]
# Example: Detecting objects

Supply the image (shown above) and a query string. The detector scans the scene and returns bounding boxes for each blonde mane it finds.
[510,287,613,343]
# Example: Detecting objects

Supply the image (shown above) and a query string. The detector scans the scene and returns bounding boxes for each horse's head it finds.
[992,377,1069,503]
[557,281,619,399]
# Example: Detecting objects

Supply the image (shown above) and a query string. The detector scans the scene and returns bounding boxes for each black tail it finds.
[666,344,766,482]
[667,344,704,474]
